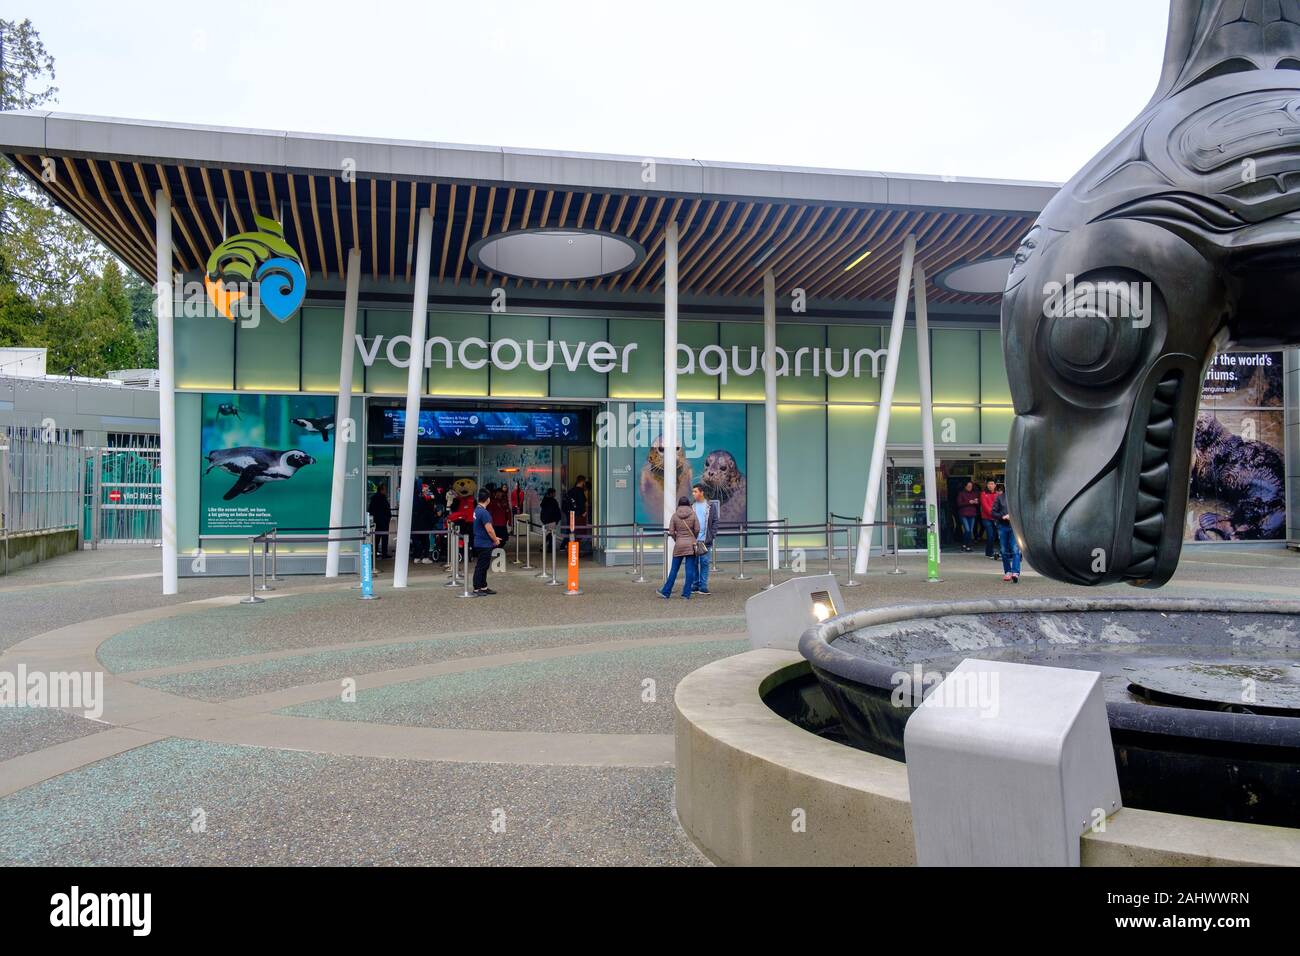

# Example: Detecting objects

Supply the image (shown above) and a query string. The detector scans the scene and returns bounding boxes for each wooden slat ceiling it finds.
[9,154,1031,306]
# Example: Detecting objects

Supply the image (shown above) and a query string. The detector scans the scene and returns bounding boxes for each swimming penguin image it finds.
[699,449,747,524]
[640,434,692,522]
[216,403,242,420]
[204,447,317,501]
[291,415,335,442]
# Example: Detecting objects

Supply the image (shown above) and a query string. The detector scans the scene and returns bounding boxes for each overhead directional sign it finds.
[374,408,590,445]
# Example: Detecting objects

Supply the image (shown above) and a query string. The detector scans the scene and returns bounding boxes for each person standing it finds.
[979,478,1000,560]
[429,484,448,563]
[540,487,561,556]
[991,482,1021,582]
[659,495,700,600]
[689,482,720,595]
[956,480,980,552]
[566,476,589,554]
[409,481,431,564]
[488,486,512,549]
[367,483,392,560]
[471,488,501,595]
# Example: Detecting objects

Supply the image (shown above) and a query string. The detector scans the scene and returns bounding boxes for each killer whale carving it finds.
[1002,0,1300,587]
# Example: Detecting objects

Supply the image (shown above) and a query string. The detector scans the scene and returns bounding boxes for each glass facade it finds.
[172,304,1014,557]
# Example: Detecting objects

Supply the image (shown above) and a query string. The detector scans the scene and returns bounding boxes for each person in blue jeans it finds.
[659,496,700,599]
[688,483,720,595]
[980,479,1000,560]
[990,483,1021,582]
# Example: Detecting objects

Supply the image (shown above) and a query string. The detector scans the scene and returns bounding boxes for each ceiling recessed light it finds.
[468,228,644,282]
[842,248,873,272]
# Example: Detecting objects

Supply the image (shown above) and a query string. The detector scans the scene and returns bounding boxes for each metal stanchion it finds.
[761,528,777,590]
[826,521,835,576]
[458,536,473,597]
[257,536,274,592]
[547,526,561,585]
[241,537,264,605]
[271,526,282,580]
[630,526,647,583]
[844,524,861,587]
[735,524,751,580]
[513,517,522,565]
[783,518,789,567]
[445,529,461,587]
[522,520,533,570]
[888,523,906,574]
[535,526,549,578]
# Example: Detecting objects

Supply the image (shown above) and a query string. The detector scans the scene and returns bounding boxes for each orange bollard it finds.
[566,511,581,596]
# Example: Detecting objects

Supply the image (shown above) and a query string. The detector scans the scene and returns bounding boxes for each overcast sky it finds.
[25,0,1171,184]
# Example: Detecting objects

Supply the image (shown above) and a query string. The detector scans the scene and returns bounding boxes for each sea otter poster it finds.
[1186,351,1285,542]
[200,393,337,536]
[632,402,747,528]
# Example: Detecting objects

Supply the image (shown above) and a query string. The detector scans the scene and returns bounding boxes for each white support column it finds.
[914,263,940,574]
[763,268,779,567]
[392,209,434,588]
[155,189,178,596]
[854,234,917,574]
[663,220,679,553]
[325,248,362,577]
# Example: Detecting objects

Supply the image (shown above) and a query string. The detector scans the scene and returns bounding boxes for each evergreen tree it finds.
[0,19,154,373]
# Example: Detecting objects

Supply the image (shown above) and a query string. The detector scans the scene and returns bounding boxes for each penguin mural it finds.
[204,447,317,501]
[699,449,747,524]
[291,414,336,443]
[640,434,692,524]
[216,403,242,420]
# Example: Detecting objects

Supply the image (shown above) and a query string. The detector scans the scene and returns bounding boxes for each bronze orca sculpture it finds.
[1002,0,1300,587]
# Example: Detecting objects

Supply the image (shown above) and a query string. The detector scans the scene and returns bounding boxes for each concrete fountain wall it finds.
[674,645,1300,867]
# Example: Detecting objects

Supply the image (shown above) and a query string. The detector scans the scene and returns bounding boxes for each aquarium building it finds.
[0,111,1293,592]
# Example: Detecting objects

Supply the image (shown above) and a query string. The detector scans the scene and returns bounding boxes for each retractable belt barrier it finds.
[238,513,918,606]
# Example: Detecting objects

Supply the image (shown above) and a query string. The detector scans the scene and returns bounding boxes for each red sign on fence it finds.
[107,489,122,503]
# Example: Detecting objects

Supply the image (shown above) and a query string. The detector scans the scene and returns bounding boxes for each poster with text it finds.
[200,393,337,536]
[1186,351,1285,542]
[632,402,747,527]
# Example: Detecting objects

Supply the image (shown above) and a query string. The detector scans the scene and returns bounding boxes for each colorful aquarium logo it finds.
[203,215,305,323]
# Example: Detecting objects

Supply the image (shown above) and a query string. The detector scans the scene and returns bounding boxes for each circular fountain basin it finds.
[798,598,1300,827]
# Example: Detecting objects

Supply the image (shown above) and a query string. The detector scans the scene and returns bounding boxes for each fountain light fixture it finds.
[811,590,837,622]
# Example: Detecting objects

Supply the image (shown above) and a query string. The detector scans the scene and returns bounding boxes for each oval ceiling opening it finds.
[469,228,644,282]
[935,256,1018,295]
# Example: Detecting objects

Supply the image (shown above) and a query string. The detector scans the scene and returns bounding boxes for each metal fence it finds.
[83,446,162,545]
[1,423,84,535]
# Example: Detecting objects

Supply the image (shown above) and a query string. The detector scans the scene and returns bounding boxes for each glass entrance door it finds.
[938,458,1006,551]
[886,460,928,550]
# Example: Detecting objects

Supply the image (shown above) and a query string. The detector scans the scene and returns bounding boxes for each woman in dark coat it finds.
[956,480,980,552]
[658,496,701,599]
[367,484,392,559]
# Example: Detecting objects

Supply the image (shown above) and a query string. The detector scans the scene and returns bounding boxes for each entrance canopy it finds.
[0,111,1053,309]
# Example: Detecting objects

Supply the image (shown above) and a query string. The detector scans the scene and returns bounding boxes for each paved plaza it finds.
[1,543,1297,865]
